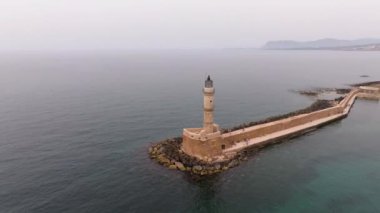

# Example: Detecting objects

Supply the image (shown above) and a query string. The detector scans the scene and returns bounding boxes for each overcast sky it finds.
[1,0,380,50]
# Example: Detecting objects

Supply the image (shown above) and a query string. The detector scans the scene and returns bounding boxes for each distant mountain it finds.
[263,38,380,50]
[332,43,380,51]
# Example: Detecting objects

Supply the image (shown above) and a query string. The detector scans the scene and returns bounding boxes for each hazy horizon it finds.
[2,0,380,51]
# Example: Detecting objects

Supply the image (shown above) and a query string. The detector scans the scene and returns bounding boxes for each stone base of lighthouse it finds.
[182,124,223,161]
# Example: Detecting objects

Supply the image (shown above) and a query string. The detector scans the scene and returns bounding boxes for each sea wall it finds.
[150,89,367,176]
[179,89,360,160]
[221,106,343,148]
[340,89,359,107]
[222,89,359,151]
[182,134,223,160]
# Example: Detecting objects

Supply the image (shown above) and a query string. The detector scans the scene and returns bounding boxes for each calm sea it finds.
[1,50,380,213]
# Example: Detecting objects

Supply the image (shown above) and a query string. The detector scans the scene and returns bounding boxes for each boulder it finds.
[168,164,177,170]
[228,159,239,168]
[175,162,186,171]
[157,155,170,165]
[193,165,203,172]
[214,164,221,170]
[158,146,165,154]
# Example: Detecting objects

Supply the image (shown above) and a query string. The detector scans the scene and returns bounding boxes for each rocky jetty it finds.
[336,88,351,94]
[149,90,351,177]
[221,99,341,133]
[149,138,251,177]
[298,90,319,96]
[294,87,350,97]
[149,98,346,176]
[351,81,380,87]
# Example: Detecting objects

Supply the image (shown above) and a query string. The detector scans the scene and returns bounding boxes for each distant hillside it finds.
[263,38,380,50]
[332,43,380,51]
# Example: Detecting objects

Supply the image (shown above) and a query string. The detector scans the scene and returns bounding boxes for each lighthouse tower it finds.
[182,76,222,160]
[203,75,215,133]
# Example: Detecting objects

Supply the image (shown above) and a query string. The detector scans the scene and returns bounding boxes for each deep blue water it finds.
[1,50,380,212]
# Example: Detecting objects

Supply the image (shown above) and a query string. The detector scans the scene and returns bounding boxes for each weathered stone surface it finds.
[214,164,221,170]
[193,165,203,171]
[221,99,340,134]
[158,146,165,153]
[149,136,251,177]
[228,159,239,168]
[168,164,177,170]
[175,162,186,171]
[157,155,170,165]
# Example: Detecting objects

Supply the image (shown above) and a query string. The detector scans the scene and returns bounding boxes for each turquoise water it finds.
[1,50,380,212]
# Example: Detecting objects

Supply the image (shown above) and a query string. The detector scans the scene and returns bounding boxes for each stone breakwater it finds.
[149,98,345,176]
[149,138,250,176]
[149,82,380,177]
[352,81,380,87]
[220,99,339,133]
[293,87,351,97]
[148,114,342,177]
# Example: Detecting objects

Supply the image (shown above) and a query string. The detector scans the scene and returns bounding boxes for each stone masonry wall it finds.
[182,134,223,160]
[182,90,359,160]
[221,89,359,150]
[221,106,343,148]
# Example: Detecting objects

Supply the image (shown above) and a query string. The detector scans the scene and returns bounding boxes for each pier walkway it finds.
[223,88,361,154]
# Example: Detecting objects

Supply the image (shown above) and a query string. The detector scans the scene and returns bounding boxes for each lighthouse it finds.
[181,76,223,160]
[203,75,215,133]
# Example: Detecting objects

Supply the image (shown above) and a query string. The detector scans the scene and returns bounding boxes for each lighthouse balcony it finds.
[183,127,221,141]
[203,87,215,94]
